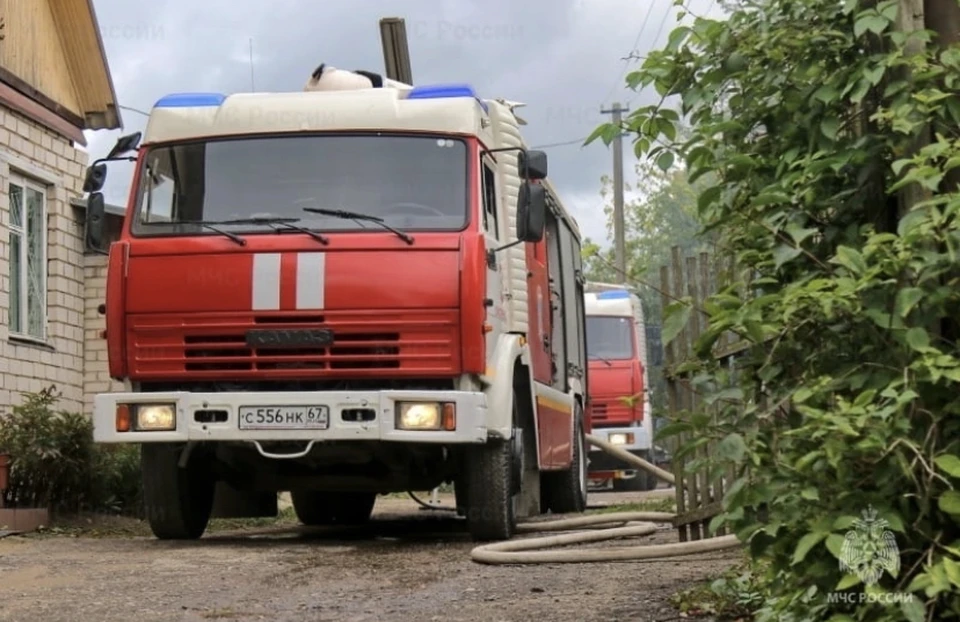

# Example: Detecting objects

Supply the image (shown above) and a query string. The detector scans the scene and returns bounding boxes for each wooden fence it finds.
[658,245,749,542]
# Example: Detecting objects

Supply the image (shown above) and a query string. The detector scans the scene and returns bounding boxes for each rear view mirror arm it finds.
[486,239,524,269]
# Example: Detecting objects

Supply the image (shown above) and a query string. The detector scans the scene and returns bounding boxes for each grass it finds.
[669,558,766,620]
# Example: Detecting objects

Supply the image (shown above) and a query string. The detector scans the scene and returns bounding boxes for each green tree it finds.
[582,160,715,320]
[581,161,714,429]
[589,0,960,620]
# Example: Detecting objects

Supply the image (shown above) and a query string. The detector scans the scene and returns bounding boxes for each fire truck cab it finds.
[82,83,589,542]
[584,284,656,491]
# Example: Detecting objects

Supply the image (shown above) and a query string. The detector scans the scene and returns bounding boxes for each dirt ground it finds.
[0,489,740,622]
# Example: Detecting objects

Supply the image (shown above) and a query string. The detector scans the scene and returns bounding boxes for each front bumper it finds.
[93,389,487,445]
[588,424,651,453]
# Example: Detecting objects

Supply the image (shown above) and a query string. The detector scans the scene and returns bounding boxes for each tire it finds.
[541,403,588,514]
[141,443,215,540]
[464,437,517,541]
[612,471,650,492]
[611,450,659,492]
[290,490,376,526]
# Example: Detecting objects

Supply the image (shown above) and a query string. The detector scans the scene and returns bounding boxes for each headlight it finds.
[396,402,456,431]
[609,432,634,445]
[134,404,176,431]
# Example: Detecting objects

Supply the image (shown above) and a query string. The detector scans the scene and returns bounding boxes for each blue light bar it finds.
[153,92,227,108]
[406,83,488,112]
[597,290,631,300]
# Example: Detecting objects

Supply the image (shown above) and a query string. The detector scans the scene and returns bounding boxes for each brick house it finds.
[0,0,123,414]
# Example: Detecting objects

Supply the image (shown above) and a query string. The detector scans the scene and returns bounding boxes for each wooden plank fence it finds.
[659,245,749,542]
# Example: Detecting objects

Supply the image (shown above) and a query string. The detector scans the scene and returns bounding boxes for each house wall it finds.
[0,105,89,414]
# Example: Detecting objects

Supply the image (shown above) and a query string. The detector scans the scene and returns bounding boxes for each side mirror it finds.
[518,149,548,180]
[516,181,546,242]
[106,131,142,160]
[85,192,107,253]
[83,162,107,193]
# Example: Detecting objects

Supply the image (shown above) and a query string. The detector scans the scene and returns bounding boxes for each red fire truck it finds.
[584,283,657,491]
[82,83,589,542]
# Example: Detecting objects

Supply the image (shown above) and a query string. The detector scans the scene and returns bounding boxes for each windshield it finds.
[586,316,635,361]
[130,134,468,235]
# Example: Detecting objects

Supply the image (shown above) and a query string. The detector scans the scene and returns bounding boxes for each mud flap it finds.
[512,427,541,519]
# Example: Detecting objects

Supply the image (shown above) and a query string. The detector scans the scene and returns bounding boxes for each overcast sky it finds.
[83,0,718,244]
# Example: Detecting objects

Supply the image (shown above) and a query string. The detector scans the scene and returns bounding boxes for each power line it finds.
[118,104,150,118]
[536,1,719,151]
[599,0,661,107]
[649,2,676,54]
[531,136,592,149]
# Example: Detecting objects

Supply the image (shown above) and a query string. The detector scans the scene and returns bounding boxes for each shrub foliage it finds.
[590,0,960,619]
[0,386,141,516]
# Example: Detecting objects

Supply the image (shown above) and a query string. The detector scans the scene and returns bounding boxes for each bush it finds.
[593,0,960,619]
[0,386,142,516]
[91,443,143,518]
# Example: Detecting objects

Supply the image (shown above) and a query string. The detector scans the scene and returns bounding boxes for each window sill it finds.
[8,335,56,352]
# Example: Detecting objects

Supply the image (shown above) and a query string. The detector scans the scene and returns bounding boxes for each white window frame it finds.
[8,173,48,342]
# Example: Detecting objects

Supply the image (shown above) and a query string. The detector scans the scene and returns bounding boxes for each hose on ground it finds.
[471,511,740,564]
[405,434,741,564]
[469,434,739,564]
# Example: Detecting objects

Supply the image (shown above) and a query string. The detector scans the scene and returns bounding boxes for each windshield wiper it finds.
[302,207,414,245]
[589,355,613,367]
[214,217,329,245]
[143,220,248,246]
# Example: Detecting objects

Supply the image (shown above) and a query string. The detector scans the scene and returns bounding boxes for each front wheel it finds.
[541,403,588,514]
[464,437,518,541]
[290,490,377,526]
[141,443,215,540]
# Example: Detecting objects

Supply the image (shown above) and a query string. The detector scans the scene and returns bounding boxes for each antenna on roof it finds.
[248,38,255,91]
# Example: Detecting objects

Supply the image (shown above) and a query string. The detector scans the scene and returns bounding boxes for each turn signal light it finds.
[441,403,456,431]
[116,404,131,432]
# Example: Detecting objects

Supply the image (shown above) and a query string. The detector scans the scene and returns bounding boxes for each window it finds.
[586,316,635,361]
[481,160,499,238]
[8,176,47,340]
[142,148,176,222]
[131,134,469,236]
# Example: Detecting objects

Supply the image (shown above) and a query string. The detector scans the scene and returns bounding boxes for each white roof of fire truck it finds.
[141,84,581,238]
[584,282,642,318]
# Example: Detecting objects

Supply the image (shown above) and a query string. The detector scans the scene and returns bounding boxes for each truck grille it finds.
[588,397,635,426]
[128,310,459,378]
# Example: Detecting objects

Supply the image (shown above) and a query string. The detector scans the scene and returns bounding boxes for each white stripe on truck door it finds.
[252,253,281,310]
[250,252,326,310]
[296,252,325,309]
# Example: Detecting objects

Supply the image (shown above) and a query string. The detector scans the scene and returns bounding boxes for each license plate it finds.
[238,405,330,430]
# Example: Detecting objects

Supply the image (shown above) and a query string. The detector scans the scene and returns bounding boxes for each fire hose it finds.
[410,434,742,565]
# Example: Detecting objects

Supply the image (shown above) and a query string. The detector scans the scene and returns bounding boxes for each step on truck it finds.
[584,283,657,491]
[82,81,589,541]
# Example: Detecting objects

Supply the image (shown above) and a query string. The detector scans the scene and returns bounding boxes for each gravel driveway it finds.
[0,491,739,622]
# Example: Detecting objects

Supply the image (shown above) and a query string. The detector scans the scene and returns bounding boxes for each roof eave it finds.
[83,0,123,131]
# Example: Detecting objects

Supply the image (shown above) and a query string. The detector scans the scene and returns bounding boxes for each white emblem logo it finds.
[839,505,900,586]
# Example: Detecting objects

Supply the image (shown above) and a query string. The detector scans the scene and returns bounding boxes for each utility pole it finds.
[600,102,629,283]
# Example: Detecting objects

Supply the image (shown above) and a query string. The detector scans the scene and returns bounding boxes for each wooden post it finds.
[685,255,707,540]
[670,246,697,540]
[662,262,688,542]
